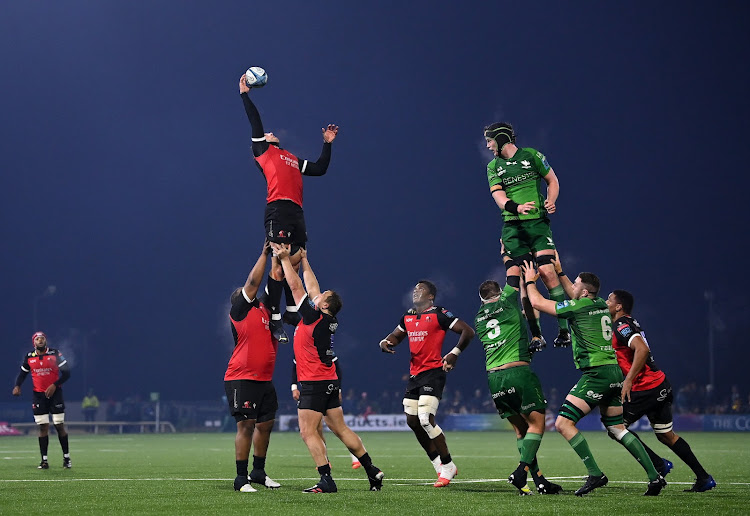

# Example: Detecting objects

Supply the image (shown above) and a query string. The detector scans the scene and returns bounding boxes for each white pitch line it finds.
[0,477,747,486]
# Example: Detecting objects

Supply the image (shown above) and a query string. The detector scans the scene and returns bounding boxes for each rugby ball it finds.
[245,67,268,88]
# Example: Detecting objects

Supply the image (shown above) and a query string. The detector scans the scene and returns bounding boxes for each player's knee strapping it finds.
[535,254,556,267]
[652,421,673,434]
[417,395,442,439]
[558,401,586,424]
[601,414,626,440]
[403,398,419,416]
[507,276,521,289]
[52,413,65,425]
[34,414,49,425]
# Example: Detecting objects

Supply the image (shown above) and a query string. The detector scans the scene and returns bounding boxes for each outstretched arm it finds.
[522,261,559,316]
[551,250,574,299]
[270,243,307,306]
[242,241,271,302]
[239,76,269,158]
[298,249,322,302]
[301,125,338,177]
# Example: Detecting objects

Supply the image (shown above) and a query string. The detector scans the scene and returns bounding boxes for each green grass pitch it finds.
[1,431,748,515]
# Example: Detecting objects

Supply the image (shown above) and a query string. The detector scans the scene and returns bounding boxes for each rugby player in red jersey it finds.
[607,289,716,493]
[225,240,281,492]
[379,281,475,487]
[12,332,71,469]
[272,243,384,493]
[239,77,338,345]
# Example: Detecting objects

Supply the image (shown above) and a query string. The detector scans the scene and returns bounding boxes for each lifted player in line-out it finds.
[239,75,338,344]
[225,240,282,492]
[484,122,569,348]
[606,289,716,493]
[379,281,475,487]
[272,243,384,493]
[522,260,666,496]
[12,332,72,469]
[474,261,563,495]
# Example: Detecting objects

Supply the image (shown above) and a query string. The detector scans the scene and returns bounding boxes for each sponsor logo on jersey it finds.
[405,317,414,322]
[617,323,632,338]
[556,301,569,309]
[496,165,506,176]
[329,322,338,332]
[442,309,454,318]
[586,390,603,401]
[505,161,517,166]
[521,160,532,169]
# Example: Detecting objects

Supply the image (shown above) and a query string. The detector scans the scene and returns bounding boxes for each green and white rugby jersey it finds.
[555,297,617,369]
[486,147,551,222]
[474,284,530,370]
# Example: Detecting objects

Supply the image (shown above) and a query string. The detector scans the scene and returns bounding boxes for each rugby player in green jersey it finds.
[474,271,563,495]
[522,260,666,496]
[484,123,570,348]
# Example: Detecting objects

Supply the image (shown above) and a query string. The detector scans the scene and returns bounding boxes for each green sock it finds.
[548,285,568,331]
[568,432,602,476]
[620,431,660,481]
[516,437,540,474]
[520,433,542,465]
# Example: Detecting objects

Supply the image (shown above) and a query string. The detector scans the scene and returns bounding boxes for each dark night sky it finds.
[2,2,749,404]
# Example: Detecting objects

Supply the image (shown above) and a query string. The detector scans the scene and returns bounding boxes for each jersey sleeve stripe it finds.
[397,324,405,332]
[296,293,309,311]
[490,185,504,192]
[300,160,308,174]
[251,137,266,142]
[241,288,254,304]
[58,359,67,367]
[626,334,640,348]
[448,318,458,330]
[21,366,29,372]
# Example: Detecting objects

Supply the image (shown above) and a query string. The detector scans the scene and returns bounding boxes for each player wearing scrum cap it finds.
[12,332,72,469]
[484,122,570,349]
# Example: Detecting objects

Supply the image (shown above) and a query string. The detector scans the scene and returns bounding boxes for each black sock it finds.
[357,452,373,469]
[439,453,452,465]
[39,436,49,458]
[236,459,249,477]
[317,463,332,477]
[266,276,283,319]
[58,433,69,455]
[670,437,709,479]
[629,431,664,473]
[252,455,266,472]
[427,450,439,461]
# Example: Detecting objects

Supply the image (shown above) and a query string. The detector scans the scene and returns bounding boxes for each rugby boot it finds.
[434,462,458,487]
[574,473,608,496]
[644,475,667,496]
[269,319,289,344]
[659,458,674,478]
[536,476,563,494]
[508,464,529,494]
[529,336,547,353]
[249,471,281,489]
[684,475,716,492]
[303,474,337,493]
[38,460,49,470]
[62,457,72,469]
[553,329,571,348]
[367,468,385,491]
[234,475,257,492]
